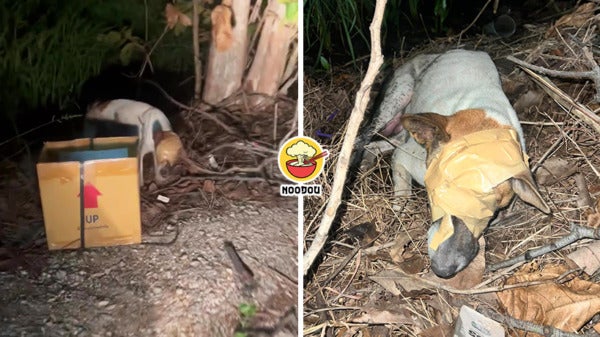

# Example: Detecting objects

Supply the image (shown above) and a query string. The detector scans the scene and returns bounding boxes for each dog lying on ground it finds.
[85,99,182,186]
[359,49,551,278]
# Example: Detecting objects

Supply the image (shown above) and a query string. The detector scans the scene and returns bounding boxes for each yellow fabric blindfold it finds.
[425,128,530,250]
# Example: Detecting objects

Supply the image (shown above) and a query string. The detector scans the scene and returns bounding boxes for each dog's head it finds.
[155,131,183,168]
[401,109,551,278]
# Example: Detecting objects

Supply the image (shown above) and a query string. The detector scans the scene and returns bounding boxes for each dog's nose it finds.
[427,216,480,278]
[430,258,463,279]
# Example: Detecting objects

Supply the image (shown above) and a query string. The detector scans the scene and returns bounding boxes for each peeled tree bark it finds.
[202,0,296,106]
[203,0,250,104]
[244,0,297,106]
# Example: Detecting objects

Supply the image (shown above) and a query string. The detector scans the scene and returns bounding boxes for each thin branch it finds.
[141,79,238,134]
[192,0,202,100]
[302,0,387,275]
[371,269,558,295]
[507,55,596,80]
[507,47,600,102]
[137,26,169,77]
[144,0,149,41]
[516,66,600,135]
[280,105,298,147]
[183,155,277,176]
[488,222,600,272]
[479,308,600,337]
[457,0,492,43]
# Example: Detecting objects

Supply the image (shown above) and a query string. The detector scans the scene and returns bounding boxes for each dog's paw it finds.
[359,151,379,171]
[360,140,397,171]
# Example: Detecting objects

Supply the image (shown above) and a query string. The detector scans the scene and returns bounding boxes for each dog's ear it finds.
[401,113,450,151]
[510,172,551,214]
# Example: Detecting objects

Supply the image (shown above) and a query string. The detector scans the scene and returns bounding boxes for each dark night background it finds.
[0,0,579,161]
[0,0,202,161]
[304,0,578,68]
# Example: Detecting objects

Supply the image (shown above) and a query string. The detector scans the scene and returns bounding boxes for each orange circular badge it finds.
[278,136,328,183]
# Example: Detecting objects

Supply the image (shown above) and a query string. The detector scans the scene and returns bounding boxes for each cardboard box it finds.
[37,137,141,250]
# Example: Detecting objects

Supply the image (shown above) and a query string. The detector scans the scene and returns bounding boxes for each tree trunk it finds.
[244,0,297,106]
[192,0,202,100]
[203,0,250,105]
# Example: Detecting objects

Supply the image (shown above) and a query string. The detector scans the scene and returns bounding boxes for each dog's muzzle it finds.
[428,216,479,278]
[424,128,529,277]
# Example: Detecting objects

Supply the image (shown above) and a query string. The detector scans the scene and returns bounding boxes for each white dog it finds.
[86,99,178,186]
[360,50,550,278]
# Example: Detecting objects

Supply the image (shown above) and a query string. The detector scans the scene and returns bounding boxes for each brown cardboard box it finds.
[37,137,141,250]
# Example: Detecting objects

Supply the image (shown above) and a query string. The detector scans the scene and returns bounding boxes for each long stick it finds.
[192,0,202,100]
[303,0,387,275]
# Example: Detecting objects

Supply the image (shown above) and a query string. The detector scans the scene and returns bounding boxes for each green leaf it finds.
[284,2,298,23]
[409,0,419,18]
[238,303,257,318]
[319,56,330,71]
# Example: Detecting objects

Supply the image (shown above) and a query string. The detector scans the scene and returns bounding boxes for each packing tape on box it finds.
[425,128,529,250]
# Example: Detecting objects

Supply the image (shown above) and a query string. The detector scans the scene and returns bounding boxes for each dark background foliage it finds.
[304,0,578,70]
[0,0,203,142]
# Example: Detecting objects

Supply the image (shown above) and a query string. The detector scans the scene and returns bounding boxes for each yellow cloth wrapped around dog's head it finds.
[425,128,529,251]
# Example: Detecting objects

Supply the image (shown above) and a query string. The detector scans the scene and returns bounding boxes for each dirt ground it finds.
[304,2,600,336]
[0,201,297,337]
[0,96,299,336]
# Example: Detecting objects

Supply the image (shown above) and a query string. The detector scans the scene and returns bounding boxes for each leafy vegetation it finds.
[1,1,111,114]
[304,0,451,69]
[234,302,258,337]
[304,0,370,69]
[0,0,203,118]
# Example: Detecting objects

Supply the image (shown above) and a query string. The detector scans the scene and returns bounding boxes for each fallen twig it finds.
[208,141,278,156]
[224,241,255,288]
[540,110,600,179]
[141,79,238,134]
[515,65,600,136]
[507,47,600,102]
[322,247,360,286]
[488,222,600,271]
[192,0,202,100]
[184,156,277,176]
[574,173,594,209]
[479,308,600,337]
[302,0,387,275]
[371,268,557,295]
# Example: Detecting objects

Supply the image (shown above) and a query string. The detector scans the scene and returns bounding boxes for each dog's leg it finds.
[138,135,155,186]
[137,115,147,186]
[390,138,427,202]
[153,147,165,184]
[141,112,167,185]
[360,139,402,172]
[390,150,413,198]
[137,142,145,186]
[360,140,396,171]
[360,131,408,171]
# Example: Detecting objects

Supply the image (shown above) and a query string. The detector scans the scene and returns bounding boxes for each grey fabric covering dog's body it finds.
[358,50,551,278]
[366,49,524,188]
